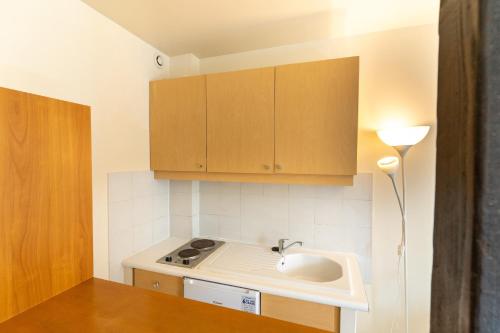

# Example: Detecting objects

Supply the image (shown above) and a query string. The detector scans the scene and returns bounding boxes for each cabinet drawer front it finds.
[133,269,183,297]
[261,293,340,333]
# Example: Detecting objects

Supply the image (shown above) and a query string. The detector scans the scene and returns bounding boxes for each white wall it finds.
[0,0,169,279]
[199,24,438,333]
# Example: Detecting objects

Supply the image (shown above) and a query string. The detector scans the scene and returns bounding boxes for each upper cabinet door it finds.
[275,57,359,176]
[150,76,207,172]
[207,68,275,174]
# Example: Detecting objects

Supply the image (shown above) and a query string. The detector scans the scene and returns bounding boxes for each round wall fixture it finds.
[154,54,164,68]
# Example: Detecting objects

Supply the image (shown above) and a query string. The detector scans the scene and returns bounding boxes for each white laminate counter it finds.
[122,238,368,312]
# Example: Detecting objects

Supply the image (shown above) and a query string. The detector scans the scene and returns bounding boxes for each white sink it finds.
[276,253,343,282]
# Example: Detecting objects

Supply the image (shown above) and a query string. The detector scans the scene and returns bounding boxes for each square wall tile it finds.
[314,198,342,225]
[132,196,153,226]
[289,197,315,225]
[133,224,153,252]
[351,226,372,258]
[217,193,241,217]
[200,181,220,194]
[241,216,288,246]
[152,179,169,195]
[192,181,200,194]
[219,182,241,195]
[218,216,241,240]
[289,184,316,199]
[108,173,132,203]
[241,183,263,195]
[289,223,314,248]
[199,215,218,237]
[242,195,288,221]
[153,217,169,243]
[109,227,134,265]
[200,192,221,215]
[192,214,200,238]
[170,180,193,194]
[342,200,372,228]
[313,224,351,252]
[170,192,193,216]
[109,200,133,232]
[153,194,169,219]
[132,171,155,198]
[314,185,343,199]
[263,184,289,197]
[343,174,373,201]
[170,215,193,238]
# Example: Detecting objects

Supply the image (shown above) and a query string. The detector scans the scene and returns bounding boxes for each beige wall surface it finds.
[199,24,438,333]
[0,0,169,279]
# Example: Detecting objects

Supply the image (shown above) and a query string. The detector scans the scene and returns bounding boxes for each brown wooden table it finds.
[0,278,329,332]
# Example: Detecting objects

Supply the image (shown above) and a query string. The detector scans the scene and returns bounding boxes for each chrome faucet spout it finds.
[275,239,303,256]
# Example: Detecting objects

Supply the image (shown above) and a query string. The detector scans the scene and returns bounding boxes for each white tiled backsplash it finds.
[108,173,372,282]
[197,174,373,281]
[108,171,170,282]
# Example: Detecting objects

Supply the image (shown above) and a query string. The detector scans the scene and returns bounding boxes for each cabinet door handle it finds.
[263,164,270,170]
[152,281,160,289]
[275,164,282,171]
[196,163,204,169]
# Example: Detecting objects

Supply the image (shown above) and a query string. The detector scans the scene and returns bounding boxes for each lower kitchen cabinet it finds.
[133,269,183,297]
[261,293,340,333]
[132,269,340,332]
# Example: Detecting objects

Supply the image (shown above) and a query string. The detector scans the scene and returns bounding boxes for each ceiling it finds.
[82,0,439,58]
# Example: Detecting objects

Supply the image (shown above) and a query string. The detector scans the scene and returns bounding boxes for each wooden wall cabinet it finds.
[207,67,275,174]
[261,293,340,332]
[275,58,359,176]
[133,269,183,297]
[150,57,359,185]
[150,75,207,172]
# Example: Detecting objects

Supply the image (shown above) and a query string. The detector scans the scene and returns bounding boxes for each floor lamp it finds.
[376,125,431,333]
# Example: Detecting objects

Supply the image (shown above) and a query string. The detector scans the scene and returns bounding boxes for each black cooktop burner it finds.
[177,248,201,260]
[191,239,216,251]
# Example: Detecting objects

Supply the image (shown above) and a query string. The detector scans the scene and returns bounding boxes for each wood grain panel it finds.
[0,278,329,333]
[133,269,183,297]
[150,76,207,172]
[275,57,359,176]
[261,293,340,332]
[207,67,275,173]
[0,87,93,323]
[154,171,353,185]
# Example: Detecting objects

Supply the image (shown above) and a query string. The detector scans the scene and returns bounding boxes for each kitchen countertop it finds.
[0,278,329,333]
[123,238,368,311]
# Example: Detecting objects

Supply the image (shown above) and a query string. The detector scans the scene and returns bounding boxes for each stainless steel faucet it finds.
[274,238,303,256]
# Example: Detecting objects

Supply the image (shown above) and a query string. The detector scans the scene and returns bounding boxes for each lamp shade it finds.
[377,125,430,147]
[377,156,399,175]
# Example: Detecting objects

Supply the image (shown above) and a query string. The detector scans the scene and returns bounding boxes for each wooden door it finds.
[0,87,93,322]
[275,57,359,175]
[207,68,275,174]
[150,76,207,172]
